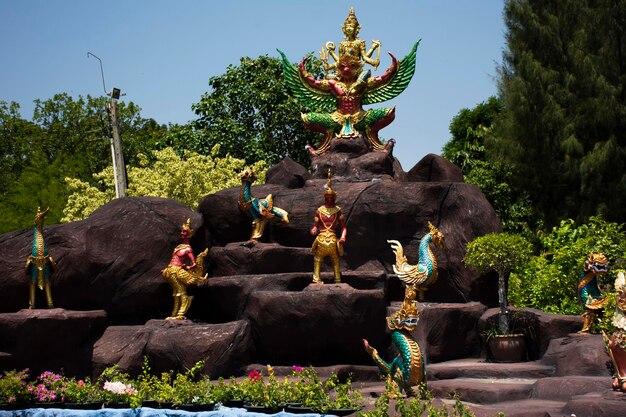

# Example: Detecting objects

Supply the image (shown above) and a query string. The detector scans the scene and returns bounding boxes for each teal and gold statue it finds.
[25,207,56,309]
[578,252,610,333]
[238,167,289,245]
[278,8,419,156]
[363,224,444,396]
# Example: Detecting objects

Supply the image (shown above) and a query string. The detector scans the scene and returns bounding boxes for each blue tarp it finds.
[0,407,324,417]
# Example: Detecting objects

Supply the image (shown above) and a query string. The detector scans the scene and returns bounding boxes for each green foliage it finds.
[0,94,167,233]
[0,369,31,403]
[496,0,626,226]
[358,380,477,417]
[185,55,322,168]
[62,146,266,222]
[442,96,535,236]
[464,233,532,277]
[509,216,626,315]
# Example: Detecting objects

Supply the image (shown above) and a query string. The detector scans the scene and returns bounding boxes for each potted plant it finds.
[0,369,32,410]
[325,374,363,416]
[63,378,104,409]
[28,371,65,408]
[464,232,533,362]
[97,365,138,408]
[172,361,214,411]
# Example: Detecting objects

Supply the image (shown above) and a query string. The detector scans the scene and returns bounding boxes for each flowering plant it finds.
[28,371,65,403]
[0,369,32,404]
[63,378,102,404]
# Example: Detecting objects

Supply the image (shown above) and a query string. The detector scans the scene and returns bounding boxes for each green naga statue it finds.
[278,7,419,156]
[25,207,56,309]
[363,223,445,396]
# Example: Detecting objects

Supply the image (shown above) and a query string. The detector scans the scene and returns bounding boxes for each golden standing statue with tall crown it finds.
[310,170,347,284]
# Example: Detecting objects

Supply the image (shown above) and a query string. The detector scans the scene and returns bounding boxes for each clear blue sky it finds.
[0,0,505,170]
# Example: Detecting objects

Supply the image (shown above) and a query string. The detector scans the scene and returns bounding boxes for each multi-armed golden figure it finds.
[320,7,382,72]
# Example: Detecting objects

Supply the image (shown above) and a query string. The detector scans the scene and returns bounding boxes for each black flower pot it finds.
[105,402,130,409]
[65,402,104,410]
[177,403,216,412]
[223,399,244,408]
[328,408,360,416]
[285,405,314,414]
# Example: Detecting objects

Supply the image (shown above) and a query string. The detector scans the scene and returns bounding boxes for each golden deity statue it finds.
[162,219,208,320]
[320,7,382,73]
[310,170,347,284]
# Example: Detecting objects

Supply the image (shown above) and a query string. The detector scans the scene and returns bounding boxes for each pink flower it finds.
[248,370,262,383]
[77,380,85,387]
[292,366,304,373]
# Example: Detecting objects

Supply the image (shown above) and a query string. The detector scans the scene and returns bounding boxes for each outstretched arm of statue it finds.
[363,40,381,69]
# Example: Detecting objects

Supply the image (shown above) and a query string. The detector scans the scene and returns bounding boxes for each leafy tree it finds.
[464,232,533,334]
[496,0,626,226]
[0,94,167,233]
[179,55,322,168]
[0,101,41,195]
[442,97,535,235]
[509,216,626,315]
[62,146,266,222]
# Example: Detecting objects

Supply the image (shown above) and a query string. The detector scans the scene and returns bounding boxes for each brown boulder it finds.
[389,302,488,363]
[92,319,254,378]
[0,197,206,320]
[244,283,388,365]
[541,334,610,376]
[265,157,309,189]
[0,309,107,377]
[406,153,464,182]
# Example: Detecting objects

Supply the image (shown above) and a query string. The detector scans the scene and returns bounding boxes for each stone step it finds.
[448,398,567,417]
[532,375,609,401]
[428,377,536,404]
[427,357,555,380]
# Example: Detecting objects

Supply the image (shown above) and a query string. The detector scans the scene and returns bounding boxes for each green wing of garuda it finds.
[363,40,420,105]
[277,49,336,112]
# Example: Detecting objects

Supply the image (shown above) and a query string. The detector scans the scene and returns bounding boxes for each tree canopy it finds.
[62,146,266,222]
[496,0,626,225]
[0,95,167,232]
[442,97,535,235]
[165,55,322,168]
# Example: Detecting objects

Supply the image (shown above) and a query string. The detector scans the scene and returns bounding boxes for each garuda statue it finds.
[25,207,56,309]
[238,167,289,245]
[278,8,419,156]
[577,252,610,333]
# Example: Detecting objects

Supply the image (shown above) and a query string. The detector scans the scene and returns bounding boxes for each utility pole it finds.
[87,52,127,198]
[108,88,127,198]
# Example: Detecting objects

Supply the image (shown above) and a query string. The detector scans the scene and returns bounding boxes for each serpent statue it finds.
[25,207,56,309]
[363,222,445,396]
[238,167,289,245]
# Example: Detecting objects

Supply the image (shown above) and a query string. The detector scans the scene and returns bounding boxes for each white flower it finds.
[104,381,136,396]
